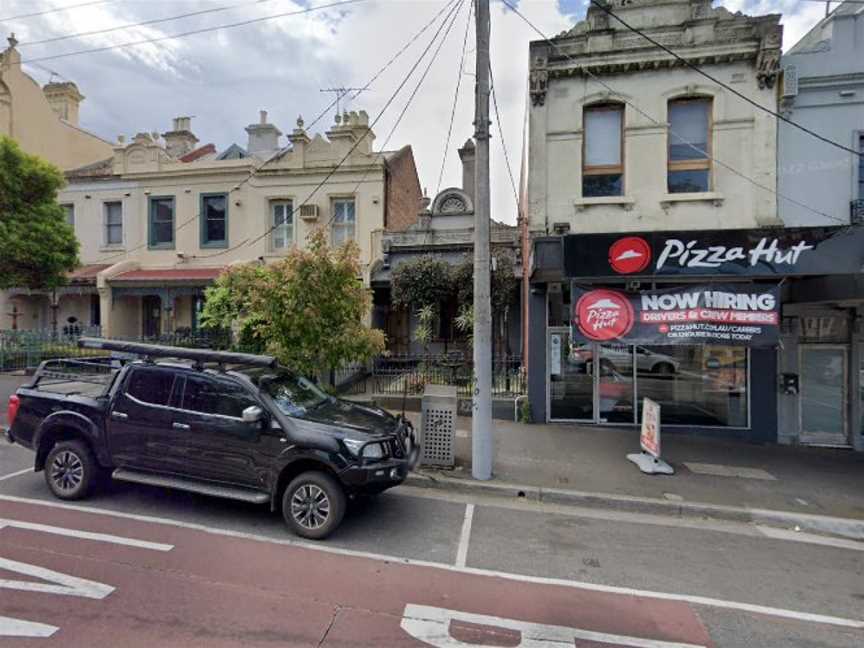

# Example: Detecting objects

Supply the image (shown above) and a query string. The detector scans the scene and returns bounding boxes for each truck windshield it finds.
[262,373,330,418]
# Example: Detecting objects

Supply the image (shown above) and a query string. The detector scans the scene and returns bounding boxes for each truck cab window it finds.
[182,375,257,418]
[126,368,175,406]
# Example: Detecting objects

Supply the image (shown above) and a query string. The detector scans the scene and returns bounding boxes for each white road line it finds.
[395,486,864,551]
[0,468,31,482]
[0,615,58,638]
[454,503,474,568]
[402,604,706,648]
[0,493,861,630]
[756,525,864,552]
[0,518,173,551]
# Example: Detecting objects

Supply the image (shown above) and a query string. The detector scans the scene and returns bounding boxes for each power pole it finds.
[472,0,493,481]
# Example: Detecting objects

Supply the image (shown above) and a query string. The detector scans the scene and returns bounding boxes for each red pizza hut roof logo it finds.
[609,236,651,274]
[574,289,634,341]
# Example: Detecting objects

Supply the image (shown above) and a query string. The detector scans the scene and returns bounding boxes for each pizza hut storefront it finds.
[526,226,864,450]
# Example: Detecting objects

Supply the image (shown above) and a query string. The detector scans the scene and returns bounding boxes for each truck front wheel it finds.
[282,471,346,540]
[44,440,96,501]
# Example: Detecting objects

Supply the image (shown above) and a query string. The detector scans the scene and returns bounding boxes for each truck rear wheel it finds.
[282,471,346,540]
[44,440,96,501]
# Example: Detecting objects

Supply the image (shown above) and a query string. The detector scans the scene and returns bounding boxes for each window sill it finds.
[99,245,125,252]
[660,192,724,208]
[573,196,636,212]
[200,242,228,250]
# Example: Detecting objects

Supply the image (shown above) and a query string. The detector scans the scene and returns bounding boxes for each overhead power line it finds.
[1,1,115,22]
[436,0,474,197]
[227,0,461,196]
[501,0,846,225]
[18,0,281,48]
[321,0,467,230]
[193,0,464,259]
[22,0,368,64]
[587,0,862,159]
[489,66,520,214]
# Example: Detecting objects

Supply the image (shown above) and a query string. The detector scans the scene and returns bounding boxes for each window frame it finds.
[178,373,260,421]
[122,366,179,409]
[199,192,229,249]
[330,197,356,247]
[148,195,176,250]
[667,96,713,193]
[60,203,75,228]
[581,103,625,197]
[270,199,295,251]
[103,200,124,248]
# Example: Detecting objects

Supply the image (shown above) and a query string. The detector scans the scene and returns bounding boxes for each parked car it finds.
[571,345,680,376]
[3,339,418,540]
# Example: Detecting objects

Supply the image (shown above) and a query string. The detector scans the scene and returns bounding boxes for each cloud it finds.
[7,0,826,227]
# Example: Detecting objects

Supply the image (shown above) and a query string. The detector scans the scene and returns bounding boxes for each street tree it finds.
[200,228,385,378]
[0,136,79,289]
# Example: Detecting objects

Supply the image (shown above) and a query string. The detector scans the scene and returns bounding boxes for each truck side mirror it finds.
[242,405,263,423]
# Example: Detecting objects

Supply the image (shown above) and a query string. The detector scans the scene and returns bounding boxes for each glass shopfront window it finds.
[549,330,749,426]
[547,285,749,427]
[635,345,748,428]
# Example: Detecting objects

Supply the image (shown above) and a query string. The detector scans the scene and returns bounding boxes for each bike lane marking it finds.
[0,468,31,482]
[1,493,862,631]
[454,503,474,567]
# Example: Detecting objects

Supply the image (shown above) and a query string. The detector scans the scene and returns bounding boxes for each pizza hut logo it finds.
[574,289,634,341]
[609,237,651,274]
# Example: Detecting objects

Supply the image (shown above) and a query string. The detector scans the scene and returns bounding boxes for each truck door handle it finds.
[111,411,128,420]
[172,422,190,430]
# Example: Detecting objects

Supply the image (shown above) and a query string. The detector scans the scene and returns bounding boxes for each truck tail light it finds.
[7,395,20,426]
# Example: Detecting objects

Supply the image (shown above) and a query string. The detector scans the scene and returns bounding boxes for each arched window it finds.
[582,103,624,197]
[667,97,712,193]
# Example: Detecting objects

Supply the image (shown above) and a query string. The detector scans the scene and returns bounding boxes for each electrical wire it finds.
[435,0,473,197]
[587,0,862,159]
[193,0,464,259]
[489,66,520,214]
[501,0,847,225]
[94,209,206,264]
[18,0,282,48]
[1,1,115,22]
[229,0,461,196]
[320,0,467,231]
[21,0,368,64]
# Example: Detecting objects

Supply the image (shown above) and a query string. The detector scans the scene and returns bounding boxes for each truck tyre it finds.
[44,440,96,501]
[282,471,346,540]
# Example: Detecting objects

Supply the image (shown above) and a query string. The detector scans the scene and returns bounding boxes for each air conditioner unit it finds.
[299,204,319,221]
[782,65,799,98]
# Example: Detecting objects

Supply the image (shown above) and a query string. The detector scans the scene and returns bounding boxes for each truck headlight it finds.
[343,438,384,459]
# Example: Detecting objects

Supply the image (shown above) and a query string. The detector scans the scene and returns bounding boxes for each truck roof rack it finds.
[77,337,278,370]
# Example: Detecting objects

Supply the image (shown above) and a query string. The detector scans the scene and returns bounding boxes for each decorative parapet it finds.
[533,0,782,88]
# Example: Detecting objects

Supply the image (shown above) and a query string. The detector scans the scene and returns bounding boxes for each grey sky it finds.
[6,0,829,225]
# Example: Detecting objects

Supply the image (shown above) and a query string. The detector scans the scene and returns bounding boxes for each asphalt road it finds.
[1,439,863,647]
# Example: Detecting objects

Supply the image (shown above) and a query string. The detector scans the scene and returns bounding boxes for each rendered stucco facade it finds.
[778,2,864,226]
[0,38,113,170]
[526,0,782,237]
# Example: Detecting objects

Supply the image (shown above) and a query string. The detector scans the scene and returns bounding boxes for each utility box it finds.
[420,385,457,467]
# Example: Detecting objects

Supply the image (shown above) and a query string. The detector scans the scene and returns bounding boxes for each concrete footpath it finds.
[402,412,864,541]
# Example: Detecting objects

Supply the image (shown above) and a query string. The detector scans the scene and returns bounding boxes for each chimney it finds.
[43,82,84,127]
[245,109,282,156]
[458,138,476,201]
[162,116,198,159]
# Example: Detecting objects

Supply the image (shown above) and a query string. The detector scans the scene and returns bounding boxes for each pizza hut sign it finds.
[563,226,864,278]
[572,284,780,346]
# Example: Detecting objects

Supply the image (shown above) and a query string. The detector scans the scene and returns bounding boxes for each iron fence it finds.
[369,353,525,397]
[0,328,230,373]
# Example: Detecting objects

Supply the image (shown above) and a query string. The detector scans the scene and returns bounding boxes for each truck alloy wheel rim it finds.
[290,484,330,529]
[50,451,84,493]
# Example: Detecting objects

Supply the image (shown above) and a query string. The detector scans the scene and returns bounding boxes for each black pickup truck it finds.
[3,339,418,540]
